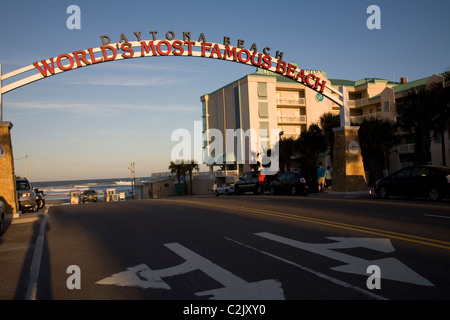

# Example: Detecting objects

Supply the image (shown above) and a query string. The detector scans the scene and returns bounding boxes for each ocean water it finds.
[31,177,146,203]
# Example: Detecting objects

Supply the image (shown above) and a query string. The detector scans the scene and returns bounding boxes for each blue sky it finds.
[1,0,449,182]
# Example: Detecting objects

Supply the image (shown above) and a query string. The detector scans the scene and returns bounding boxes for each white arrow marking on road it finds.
[96,242,285,300]
[256,232,434,286]
[164,243,284,300]
[95,264,171,290]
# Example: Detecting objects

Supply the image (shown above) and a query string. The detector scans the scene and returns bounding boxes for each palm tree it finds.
[184,160,199,195]
[296,123,328,167]
[396,87,434,165]
[428,70,450,166]
[168,160,186,196]
[358,118,399,185]
[279,137,295,172]
[295,124,328,190]
[320,112,340,163]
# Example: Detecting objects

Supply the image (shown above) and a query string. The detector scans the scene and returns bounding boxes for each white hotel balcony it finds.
[351,112,383,123]
[348,98,369,107]
[277,115,307,124]
[276,97,306,105]
[397,144,415,154]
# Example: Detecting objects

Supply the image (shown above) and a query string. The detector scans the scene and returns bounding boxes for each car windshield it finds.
[16,180,30,190]
[84,190,96,195]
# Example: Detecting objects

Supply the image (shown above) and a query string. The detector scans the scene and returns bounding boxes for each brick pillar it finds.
[332,126,367,193]
[0,121,18,215]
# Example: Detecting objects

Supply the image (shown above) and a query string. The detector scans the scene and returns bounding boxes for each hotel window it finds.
[202,100,207,116]
[259,122,269,137]
[202,116,207,132]
[257,82,268,98]
[258,102,269,118]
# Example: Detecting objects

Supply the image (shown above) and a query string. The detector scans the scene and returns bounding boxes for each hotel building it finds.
[200,68,449,178]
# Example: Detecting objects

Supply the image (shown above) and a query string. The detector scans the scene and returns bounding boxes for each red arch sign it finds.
[0,40,343,109]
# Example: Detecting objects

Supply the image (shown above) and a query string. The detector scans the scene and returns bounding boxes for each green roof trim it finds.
[329,79,356,87]
[392,77,428,94]
[329,78,396,88]
[203,69,441,97]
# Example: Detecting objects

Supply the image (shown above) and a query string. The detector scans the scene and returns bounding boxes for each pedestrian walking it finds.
[148,187,153,198]
[259,171,266,195]
[317,162,326,193]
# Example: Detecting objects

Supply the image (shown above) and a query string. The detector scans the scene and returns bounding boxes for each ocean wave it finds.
[34,177,139,201]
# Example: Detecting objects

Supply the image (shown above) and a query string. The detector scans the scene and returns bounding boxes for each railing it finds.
[348,98,369,107]
[152,171,240,180]
[151,172,176,178]
[351,112,383,123]
[397,144,415,154]
[213,170,239,177]
[281,132,300,139]
[276,97,306,105]
[400,162,415,168]
[277,115,307,123]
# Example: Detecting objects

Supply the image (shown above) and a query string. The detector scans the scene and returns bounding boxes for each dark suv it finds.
[375,165,450,201]
[16,178,38,212]
[269,172,309,195]
[82,190,98,203]
[234,171,260,195]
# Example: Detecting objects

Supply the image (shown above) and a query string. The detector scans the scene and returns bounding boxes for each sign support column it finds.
[0,64,19,215]
[331,86,368,194]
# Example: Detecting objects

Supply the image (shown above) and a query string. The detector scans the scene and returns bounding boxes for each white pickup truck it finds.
[214,183,235,196]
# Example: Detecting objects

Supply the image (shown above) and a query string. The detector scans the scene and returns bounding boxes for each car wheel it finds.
[378,186,389,199]
[428,187,441,201]
[291,185,297,195]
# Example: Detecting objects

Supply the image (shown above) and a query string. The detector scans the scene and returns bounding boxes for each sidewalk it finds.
[0,207,48,300]
[308,187,376,199]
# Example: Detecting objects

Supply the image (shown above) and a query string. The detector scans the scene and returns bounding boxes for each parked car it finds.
[16,178,38,212]
[234,171,260,195]
[269,172,309,195]
[0,199,5,235]
[215,183,235,196]
[375,165,450,201]
[82,189,98,203]
[33,187,45,210]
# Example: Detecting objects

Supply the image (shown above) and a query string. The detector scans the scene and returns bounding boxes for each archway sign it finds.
[0,38,344,113]
[0,34,366,215]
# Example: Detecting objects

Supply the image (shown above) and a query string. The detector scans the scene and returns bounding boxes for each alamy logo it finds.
[366,5,381,30]
[66,5,81,30]
[171,121,280,174]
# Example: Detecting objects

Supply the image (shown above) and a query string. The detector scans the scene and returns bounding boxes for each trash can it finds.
[174,182,184,196]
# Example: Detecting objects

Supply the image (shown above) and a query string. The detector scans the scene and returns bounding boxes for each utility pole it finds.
[130,162,135,199]
[25,154,28,178]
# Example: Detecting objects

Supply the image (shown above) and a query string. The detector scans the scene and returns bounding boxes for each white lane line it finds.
[25,207,49,300]
[224,236,388,300]
[424,214,450,219]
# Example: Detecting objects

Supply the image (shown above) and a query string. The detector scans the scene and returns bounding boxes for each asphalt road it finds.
[1,194,450,304]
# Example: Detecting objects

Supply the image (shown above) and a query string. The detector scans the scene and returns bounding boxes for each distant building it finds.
[201,68,449,175]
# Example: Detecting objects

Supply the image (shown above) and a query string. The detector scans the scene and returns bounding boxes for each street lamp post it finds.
[129,162,135,199]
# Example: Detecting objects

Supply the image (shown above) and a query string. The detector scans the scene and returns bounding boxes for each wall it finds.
[0,122,18,215]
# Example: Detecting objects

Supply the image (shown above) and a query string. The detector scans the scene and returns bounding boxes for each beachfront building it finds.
[200,68,449,177]
[200,68,336,177]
